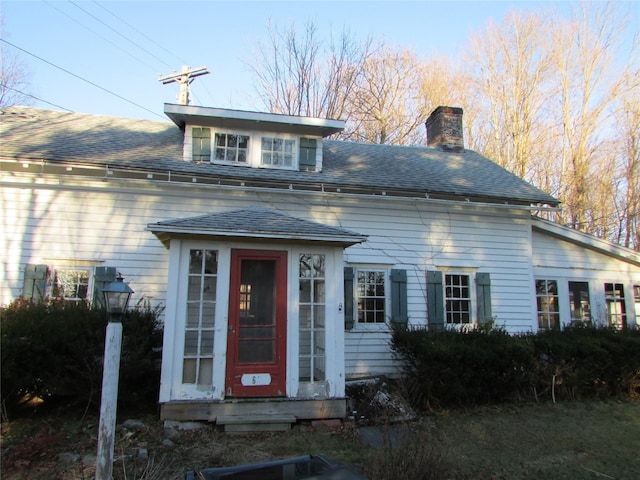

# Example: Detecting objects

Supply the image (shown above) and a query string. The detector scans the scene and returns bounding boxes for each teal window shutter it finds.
[390,269,408,326]
[426,270,444,330]
[344,267,355,330]
[93,266,117,308]
[23,264,49,301]
[475,272,492,325]
[299,138,317,171]
[192,127,211,162]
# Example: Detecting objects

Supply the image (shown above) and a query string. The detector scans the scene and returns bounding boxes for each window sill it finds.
[348,323,391,333]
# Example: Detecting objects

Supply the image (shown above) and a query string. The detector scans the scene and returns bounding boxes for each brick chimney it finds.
[426,106,464,152]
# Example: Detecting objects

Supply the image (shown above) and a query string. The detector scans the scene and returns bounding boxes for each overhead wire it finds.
[13,0,215,114]
[0,84,74,112]
[68,0,175,71]
[42,0,160,74]
[82,1,216,106]
[90,0,188,67]
[0,38,165,120]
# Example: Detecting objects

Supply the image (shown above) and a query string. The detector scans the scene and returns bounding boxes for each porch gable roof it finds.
[147,207,368,247]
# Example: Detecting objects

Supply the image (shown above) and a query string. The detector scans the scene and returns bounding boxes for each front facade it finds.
[2,104,639,422]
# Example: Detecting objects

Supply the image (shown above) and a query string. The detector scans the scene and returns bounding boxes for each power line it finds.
[42,0,160,74]
[91,0,189,67]
[69,0,174,71]
[0,84,74,112]
[90,1,216,106]
[0,38,165,120]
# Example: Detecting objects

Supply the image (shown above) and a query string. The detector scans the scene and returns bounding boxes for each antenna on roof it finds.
[158,66,210,105]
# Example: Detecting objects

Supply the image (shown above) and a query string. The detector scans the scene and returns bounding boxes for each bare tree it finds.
[462,11,554,182]
[616,94,640,249]
[250,20,371,121]
[549,2,634,233]
[0,22,32,108]
[347,45,429,145]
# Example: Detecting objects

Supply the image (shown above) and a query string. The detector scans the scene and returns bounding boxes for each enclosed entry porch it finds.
[147,208,366,429]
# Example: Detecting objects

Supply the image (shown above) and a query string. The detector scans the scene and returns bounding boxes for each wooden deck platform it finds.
[160,397,347,432]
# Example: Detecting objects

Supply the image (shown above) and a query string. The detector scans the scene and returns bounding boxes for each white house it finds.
[2,104,639,427]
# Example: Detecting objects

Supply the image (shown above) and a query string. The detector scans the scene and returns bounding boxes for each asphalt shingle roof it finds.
[0,106,559,206]
[148,207,367,244]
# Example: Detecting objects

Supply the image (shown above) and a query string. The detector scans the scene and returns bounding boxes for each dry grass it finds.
[2,400,639,480]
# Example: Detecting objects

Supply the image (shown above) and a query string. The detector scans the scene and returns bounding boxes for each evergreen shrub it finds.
[1,298,163,416]
[391,324,640,410]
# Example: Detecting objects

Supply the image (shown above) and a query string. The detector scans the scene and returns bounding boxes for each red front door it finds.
[226,249,287,397]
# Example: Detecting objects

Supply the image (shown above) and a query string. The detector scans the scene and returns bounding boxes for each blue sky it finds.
[2,1,637,121]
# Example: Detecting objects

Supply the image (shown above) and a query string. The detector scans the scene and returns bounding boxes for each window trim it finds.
[52,267,92,302]
[535,278,560,330]
[568,280,591,326]
[604,282,626,330]
[443,272,475,327]
[213,131,250,165]
[22,262,109,305]
[298,253,327,383]
[189,126,301,171]
[351,266,391,331]
[260,136,297,169]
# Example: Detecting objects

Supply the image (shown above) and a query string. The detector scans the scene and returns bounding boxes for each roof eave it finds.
[164,103,345,137]
[532,217,640,267]
[147,225,367,248]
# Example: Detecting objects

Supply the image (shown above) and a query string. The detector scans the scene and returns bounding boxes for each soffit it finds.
[164,103,345,137]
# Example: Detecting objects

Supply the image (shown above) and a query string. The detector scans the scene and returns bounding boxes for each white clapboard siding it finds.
[16,173,638,378]
[324,197,538,375]
[532,229,640,328]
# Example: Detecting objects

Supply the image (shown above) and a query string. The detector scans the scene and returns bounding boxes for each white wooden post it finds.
[95,321,123,480]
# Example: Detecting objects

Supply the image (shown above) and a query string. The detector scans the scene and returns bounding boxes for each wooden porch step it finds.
[161,398,347,423]
[217,414,296,434]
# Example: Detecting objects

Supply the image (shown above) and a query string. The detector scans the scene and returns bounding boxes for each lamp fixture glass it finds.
[102,275,134,318]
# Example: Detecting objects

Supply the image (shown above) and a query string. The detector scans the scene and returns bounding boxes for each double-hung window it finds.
[23,264,118,306]
[356,269,387,324]
[568,281,591,325]
[604,283,626,329]
[52,269,90,302]
[445,274,471,325]
[426,270,492,329]
[536,279,559,330]
[344,267,408,330]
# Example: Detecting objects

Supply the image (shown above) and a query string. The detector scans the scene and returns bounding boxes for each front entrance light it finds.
[102,275,134,320]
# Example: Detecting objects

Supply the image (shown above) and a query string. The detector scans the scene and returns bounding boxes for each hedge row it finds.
[1,298,163,416]
[391,325,640,410]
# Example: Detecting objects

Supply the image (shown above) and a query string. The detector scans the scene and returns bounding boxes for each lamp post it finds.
[96,275,133,480]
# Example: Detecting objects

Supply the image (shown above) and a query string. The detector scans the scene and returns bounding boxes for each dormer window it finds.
[261,137,295,167]
[170,104,343,173]
[215,133,249,164]
[189,126,318,172]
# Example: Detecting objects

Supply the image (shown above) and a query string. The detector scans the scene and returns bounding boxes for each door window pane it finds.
[237,259,276,364]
